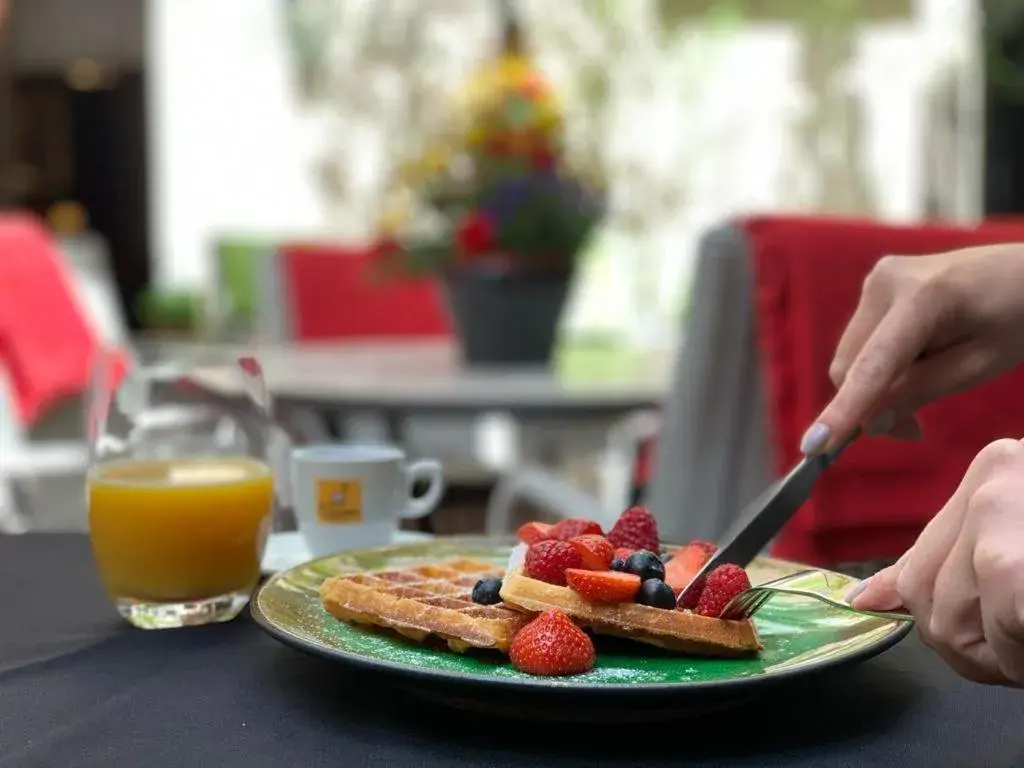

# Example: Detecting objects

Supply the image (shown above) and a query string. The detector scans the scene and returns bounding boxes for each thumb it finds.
[849,561,905,612]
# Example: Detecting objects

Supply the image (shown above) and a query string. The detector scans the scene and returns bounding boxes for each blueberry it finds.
[624,550,665,582]
[610,557,627,572]
[471,577,503,605]
[636,579,676,609]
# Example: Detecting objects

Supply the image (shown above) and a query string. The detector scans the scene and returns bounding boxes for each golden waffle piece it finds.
[320,559,532,653]
[500,568,761,658]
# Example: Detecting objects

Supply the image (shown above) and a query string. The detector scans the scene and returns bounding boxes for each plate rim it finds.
[251,536,914,695]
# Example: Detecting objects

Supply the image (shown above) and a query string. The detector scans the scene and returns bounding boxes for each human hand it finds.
[849,439,1024,686]
[800,245,1024,455]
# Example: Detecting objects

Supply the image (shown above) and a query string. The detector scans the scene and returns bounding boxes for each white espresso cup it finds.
[290,443,445,556]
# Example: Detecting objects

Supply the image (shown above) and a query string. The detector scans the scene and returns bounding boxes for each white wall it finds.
[145,0,328,289]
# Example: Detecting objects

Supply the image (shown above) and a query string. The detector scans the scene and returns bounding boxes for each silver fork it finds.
[719,569,914,622]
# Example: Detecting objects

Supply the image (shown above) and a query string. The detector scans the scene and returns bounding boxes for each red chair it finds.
[0,215,102,425]
[747,215,1024,566]
[277,243,451,341]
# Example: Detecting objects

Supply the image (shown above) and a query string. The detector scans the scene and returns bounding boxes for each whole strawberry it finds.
[607,506,660,553]
[525,539,583,586]
[548,517,603,541]
[509,610,595,676]
[694,564,751,618]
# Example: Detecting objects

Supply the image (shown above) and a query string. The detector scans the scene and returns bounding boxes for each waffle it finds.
[500,567,761,658]
[320,559,531,653]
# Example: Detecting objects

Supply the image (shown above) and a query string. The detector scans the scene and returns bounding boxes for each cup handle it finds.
[402,459,445,519]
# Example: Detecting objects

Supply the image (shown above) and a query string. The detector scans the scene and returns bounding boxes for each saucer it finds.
[261,530,433,575]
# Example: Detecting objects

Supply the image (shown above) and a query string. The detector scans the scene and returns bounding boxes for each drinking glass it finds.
[86,351,277,629]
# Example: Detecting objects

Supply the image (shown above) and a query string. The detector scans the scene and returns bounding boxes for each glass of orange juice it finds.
[86,352,278,629]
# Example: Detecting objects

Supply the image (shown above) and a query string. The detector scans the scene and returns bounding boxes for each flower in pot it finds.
[370,11,606,366]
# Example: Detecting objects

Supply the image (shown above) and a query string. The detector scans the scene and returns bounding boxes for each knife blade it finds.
[676,430,858,608]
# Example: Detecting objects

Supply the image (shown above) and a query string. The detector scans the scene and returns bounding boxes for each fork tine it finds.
[720,590,753,620]
[722,588,771,620]
[738,592,765,619]
[750,591,773,615]
[719,600,743,621]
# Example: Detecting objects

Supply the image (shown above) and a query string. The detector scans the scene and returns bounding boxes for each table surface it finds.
[150,340,671,412]
[4,534,1023,768]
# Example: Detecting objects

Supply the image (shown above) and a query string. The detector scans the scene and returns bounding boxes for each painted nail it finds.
[845,579,869,603]
[866,410,896,436]
[800,423,831,455]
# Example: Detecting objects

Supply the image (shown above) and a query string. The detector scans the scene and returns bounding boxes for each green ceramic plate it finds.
[252,536,911,703]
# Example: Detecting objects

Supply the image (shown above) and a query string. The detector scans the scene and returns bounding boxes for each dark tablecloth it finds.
[2,534,1023,768]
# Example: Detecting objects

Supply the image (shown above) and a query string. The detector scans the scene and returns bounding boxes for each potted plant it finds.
[370,7,606,366]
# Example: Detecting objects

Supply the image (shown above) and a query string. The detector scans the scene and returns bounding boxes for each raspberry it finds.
[607,506,660,553]
[525,540,583,586]
[509,610,595,676]
[694,564,751,618]
[549,518,603,541]
[569,534,614,570]
[675,576,706,610]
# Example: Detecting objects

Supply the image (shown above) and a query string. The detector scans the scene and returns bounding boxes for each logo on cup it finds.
[315,478,363,525]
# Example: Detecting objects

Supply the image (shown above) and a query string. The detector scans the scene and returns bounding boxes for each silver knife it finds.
[676,430,858,608]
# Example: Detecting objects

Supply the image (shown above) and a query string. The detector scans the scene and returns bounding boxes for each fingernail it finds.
[866,410,896,436]
[800,423,831,455]
[845,579,869,603]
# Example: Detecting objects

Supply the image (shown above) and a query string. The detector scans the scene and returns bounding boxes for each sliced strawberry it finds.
[524,539,583,586]
[694,564,751,618]
[565,569,641,603]
[691,540,718,554]
[509,610,595,676]
[569,534,614,570]
[664,541,717,595]
[516,521,553,546]
[613,547,636,561]
[607,506,660,553]
[549,518,603,541]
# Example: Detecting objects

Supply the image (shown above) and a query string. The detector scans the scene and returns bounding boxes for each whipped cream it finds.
[505,542,528,573]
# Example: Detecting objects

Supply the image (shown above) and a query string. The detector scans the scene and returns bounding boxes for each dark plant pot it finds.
[444,268,572,367]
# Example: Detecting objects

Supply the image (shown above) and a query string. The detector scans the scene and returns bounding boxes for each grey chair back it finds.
[643,223,774,545]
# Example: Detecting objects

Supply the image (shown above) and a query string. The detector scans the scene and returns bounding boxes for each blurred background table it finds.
[167,339,669,420]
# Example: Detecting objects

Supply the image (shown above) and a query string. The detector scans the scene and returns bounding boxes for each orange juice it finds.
[88,457,275,602]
